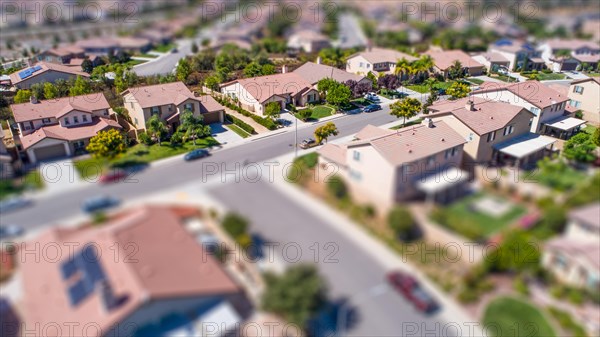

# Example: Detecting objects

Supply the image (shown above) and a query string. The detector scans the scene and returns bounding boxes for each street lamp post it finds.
[336,284,388,337]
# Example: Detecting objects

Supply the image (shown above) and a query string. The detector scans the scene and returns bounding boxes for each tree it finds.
[318,48,346,68]
[191,50,215,71]
[204,73,221,91]
[297,109,312,121]
[261,265,327,328]
[377,74,399,90]
[448,60,465,79]
[446,81,471,99]
[30,83,44,100]
[145,115,168,146]
[222,212,249,239]
[179,110,209,145]
[316,78,337,96]
[484,230,541,273]
[86,129,127,159]
[563,132,597,163]
[354,81,372,97]
[388,206,416,241]
[14,90,32,104]
[264,101,281,120]
[81,59,94,73]
[176,58,192,83]
[243,62,263,77]
[69,76,91,96]
[43,82,59,99]
[394,57,412,78]
[326,82,351,107]
[593,128,600,147]
[191,41,199,53]
[314,122,339,144]
[390,97,421,127]
[327,175,347,199]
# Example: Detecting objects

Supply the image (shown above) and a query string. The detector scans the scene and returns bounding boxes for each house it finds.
[293,61,371,87]
[488,39,545,71]
[471,52,511,73]
[539,39,600,72]
[287,29,331,53]
[345,47,417,76]
[122,82,225,131]
[428,97,556,168]
[567,78,600,123]
[220,73,319,116]
[543,203,600,291]
[318,120,468,210]
[10,94,121,163]
[471,81,585,139]
[8,62,90,89]
[424,50,485,77]
[0,128,16,178]
[35,45,85,65]
[18,206,241,337]
[76,37,152,56]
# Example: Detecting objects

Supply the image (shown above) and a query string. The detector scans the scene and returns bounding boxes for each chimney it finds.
[282,65,288,73]
[465,100,475,111]
[30,95,38,104]
[316,56,322,65]
[96,280,117,313]
[423,118,434,128]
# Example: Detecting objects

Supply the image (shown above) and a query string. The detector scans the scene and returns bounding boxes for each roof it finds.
[293,62,367,85]
[571,77,600,86]
[489,39,535,54]
[354,124,394,140]
[493,133,556,159]
[21,206,239,337]
[544,116,586,131]
[11,93,110,123]
[569,203,600,230]
[20,117,121,149]
[197,95,225,113]
[123,82,200,108]
[425,50,485,71]
[428,97,532,135]
[318,143,347,166]
[473,80,569,109]
[475,52,510,63]
[44,45,85,57]
[545,39,600,51]
[572,54,600,63]
[288,29,330,42]
[221,73,313,103]
[546,237,600,270]
[9,62,89,85]
[348,47,417,64]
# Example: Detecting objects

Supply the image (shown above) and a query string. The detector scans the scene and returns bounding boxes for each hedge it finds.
[214,95,278,130]
[225,114,256,134]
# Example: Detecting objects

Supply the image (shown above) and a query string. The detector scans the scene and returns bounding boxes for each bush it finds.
[514,276,530,296]
[215,96,277,130]
[226,114,256,134]
[568,288,584,305]
[222,213,249,239]
[138,131,153,145]
[326,175,348,199]
[296,152,318,169]
[170,132,183,145]
[387,206,416,241]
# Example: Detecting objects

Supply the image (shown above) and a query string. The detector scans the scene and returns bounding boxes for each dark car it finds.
[299,138,317,149]
[0,224,25,239]
[0,197,32,214]
[98,169,128,184]
[387,271,439,314]
[82,196,121,213]
[184,149,210,161]
[363,104,382,113]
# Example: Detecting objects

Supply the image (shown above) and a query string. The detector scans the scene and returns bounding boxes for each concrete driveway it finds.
[563,71,589,80]
[38,159,83,194]
[211,123,244,145]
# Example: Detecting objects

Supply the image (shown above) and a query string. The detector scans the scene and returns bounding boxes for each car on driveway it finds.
[184,149,210,161]
[0,224,25,239]
[82,196,121,213]
[363,104,382,113]
[99,169,128,184]
[299,138,317,149]
[387,271,439,314]
[364,93,380,102]
[0,197,32,213]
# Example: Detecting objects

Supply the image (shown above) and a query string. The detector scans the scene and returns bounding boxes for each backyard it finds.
[483,297,556,337]
[525,159,588,192]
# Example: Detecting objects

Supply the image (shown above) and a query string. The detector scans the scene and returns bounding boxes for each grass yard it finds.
[582,124,597,136]
[134,53,158,59]
[483,297,556,337]
[431,193,527,240]
[467,77,484,84]
[227,124,251,138]
[406,81,456,94]
[295,105,335,121]
[0,170,44,200]
[124,59,146,67]
[489,73,519,82]
[390,118,423,130]
[526,160,588,192]
[153,43,177,53]
[535,73,566,81]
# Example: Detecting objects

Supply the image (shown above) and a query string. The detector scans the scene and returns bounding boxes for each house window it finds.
[64,117,70,125]
[486,131,496,143]
[503,125,514,136]
[445,147,458,159]
[353,151,361,161]
[73,116,79,123]
[134,118,139,126]
[73,140,85,150]
[570,99,581,108]
[529,118,533,127]
[104,110,109,116]
[573,85,584,94]
[350,169,362,181]
[530,107,540,115]
[169,104,174,112]
[151,106,160,116]
[82,114,88,122]
[42,118,51,124]
[359,62,364,67]
[427,155,436,166]
[184,103,194,112]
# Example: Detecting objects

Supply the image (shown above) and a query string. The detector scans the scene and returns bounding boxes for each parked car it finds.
[170,48,178,53]
[82,196,121,213]
[364,93,380,101]
[299,138,317,149]
[99,169,128,184]
[0,197,32,213]
[184,149,210,161]
[0,224,25,239]
[363,104,382,113]
[387,271,439,314]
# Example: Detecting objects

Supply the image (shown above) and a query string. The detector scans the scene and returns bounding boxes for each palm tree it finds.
[448,60,464,80]
[146,115,168,146]
[180,110,205,145]
[394,58,412,79]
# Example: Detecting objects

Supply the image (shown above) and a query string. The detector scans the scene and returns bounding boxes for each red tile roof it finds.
[348,48,418,64]
[425,50,485,71]
[11,93,110,123]
[123,82,199,108]
[473,80,569,109]
[20,117,121,149]
[221,73,313,103]
[9,62,89,85]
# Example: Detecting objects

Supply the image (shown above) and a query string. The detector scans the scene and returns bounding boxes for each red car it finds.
[98,170,128,184]
[387,271,439,314]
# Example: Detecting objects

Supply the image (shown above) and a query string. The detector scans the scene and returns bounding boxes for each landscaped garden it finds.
[226,124,251,138]
[153,43,177,53]
[525,158,588,192]
[295,105,335,121]
[483,297,556,337]
[0,170,44,200]
[406,80,456,94]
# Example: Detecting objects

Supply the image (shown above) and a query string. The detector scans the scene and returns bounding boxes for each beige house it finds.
[8,62,90,89]
[568,78,600,123]
[539,39,600,72]
[220,73,319,116]
[424,50,485,77]
[318,121,467,210]
[471,52,510,73]
[488,39,544,71]
[293,62,371,87]
[543,203,600,290]
[122,82,225,131]
[10,94,121,163]
[345,47,417,76]
[35,45,85,65]
[0,128,16,178]
[287,29,331,53]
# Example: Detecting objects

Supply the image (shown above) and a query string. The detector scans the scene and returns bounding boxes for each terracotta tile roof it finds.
[9,62,89,85]
[570,203,600,230]
[123,82,199,108]
[546,38,600,51]
[354,124,393,140]
[477,52,510,63]
[20,117,121,149]
[425,50,485,71]
[221,73,313,103]
[546,237,600,270]
[21,206,239,337]
[197,95,225,113]
[318,143,347,166]
[473,80,569,109]
[428,97,531,135]
[348,47,417,64]
[573,54,600,63]
[11,93,110,123]
[293,62,366,85]
[45,45,85,57]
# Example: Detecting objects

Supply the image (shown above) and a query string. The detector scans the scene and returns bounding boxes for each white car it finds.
[0,225,25,239]
[0,197,31,213]
[365,93,380,101]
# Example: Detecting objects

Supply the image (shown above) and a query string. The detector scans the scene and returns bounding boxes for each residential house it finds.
[8,62,90,89]
[345,47,417,76]
[488,39,545,71]
[471,81,585,139]
[318,120,467,210]
[471,52,511,73]
[539,39,600,72]
[0,128,16,178]
[10,94,121,163]
[122,82,225,131]
[220,73,319,116]
[428,97,556,168]
[35,45,85,65]
[543,203,600,291]
[568,78,600,123]
[293,61,372,88]
[76,37,152,56]
[424,50,485,77]
[18,205,241,337]
[287,29,331,53]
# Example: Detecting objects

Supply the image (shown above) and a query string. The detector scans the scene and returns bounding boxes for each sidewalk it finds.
[225,107,269,133]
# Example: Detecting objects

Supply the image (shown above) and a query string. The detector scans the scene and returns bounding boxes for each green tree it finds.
[69,76,91,96]
[30,83,44,100]
[446,81,471,99]
[86,129,127,159]
[43,82,59,99]
[191,41,199,54]
[176,58,192,83]
[146,115,168,146]
[222,212,249,239]
[563,132,597,163]
[314,122,339,144]
[204,74,221,91]
[390,97,421,127]
[593,128,600,147]
[316,78,337,96]
[318,48,347,68]
[484,230,541,273]
[448,60,465,79]
[388,207,416,241]
[262,265,327,327]
[264,101,281,120]
[261,63,276,75]
[243,62,263,77]
[297,109,312,121]
[394,57,413,78]
[81,59,93,73]
[179,110,209,145]
[326,82,351,107]
[14,90,32,104]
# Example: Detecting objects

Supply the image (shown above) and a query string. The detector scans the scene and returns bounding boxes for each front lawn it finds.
[467,77,484,84]
[406,81,456,94]
[483,297,556,337]
[295,105,334,121]
[227,124,251,138]
[153,43,177,53]
[0,170,44,200]
[124,59,147,67]
[390,118,423,130]
[430,193,527,240]
[134,53,158,59]
[489,73,519,82]
[535,73,566,81]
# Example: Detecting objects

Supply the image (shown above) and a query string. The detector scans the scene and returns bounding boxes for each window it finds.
[350,170,362,181]
[530,107,540,115]
[353,151,361,161]
[427,155,436,166]
[103,110,109,116]
[184,103,194,112]
[529,118,533,127]
[134,118,139,126]
[73,116,79,123]
[570,99,581,108]
[445,147,458,159]
[64,117,70,125]
[486,131,496,143]
[42,118,51,124]
[82,114,88,122]
[151,106,160,116]
[168,104,174,112]
[573,85,584,94]
[503,125,514,136]
[367,64,370,69]
[359,62,364,67]
[74,140,85,150]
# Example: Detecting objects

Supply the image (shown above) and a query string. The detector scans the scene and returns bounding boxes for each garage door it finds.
[34,144,67,162]
[561,62,578,71]
[203,110,222,124]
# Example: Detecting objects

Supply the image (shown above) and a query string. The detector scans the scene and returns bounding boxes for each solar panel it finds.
[60,259,77,280]
[79,245,106,287]
[17,65,43,80]
[63,244,108,307]
[68,280,88,306]
[32,65,42,72]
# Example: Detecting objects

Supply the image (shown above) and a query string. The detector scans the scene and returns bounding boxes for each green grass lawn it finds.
[525,161,587,192]
[227,124,251,138]
[153,43,177,53]
[582,124,597,136]
[74,138,218,179]
[0,170,44,200]
[483,297,556,337]
[467,77,484,84]
[535,73,566,81]
[351,98,370,106]
[124,59,147,67]
[489,74,519,82]
[390,118,423,130]
[134,53,158,59]
[406,81,456,93]
[431,193,527,240]
[295,105,334,121]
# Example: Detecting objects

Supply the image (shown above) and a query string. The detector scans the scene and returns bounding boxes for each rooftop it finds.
[293,62,366,85]
[473,80,569,109]
[348,47,417,64]
[545,38,600,51]
[221,73,313,103]
[20,117,121,149]
[123,82,200,108]
[570,203,600,230]
[9,62,89,85]
[11,93,110,123]
[424,50,484,70]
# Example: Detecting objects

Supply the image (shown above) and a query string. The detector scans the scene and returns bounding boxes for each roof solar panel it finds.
[60,259,78,280]
[68,280,88,306]
[32,65,42,72]
[63,244,109,307]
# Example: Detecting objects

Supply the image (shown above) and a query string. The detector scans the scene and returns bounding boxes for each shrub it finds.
[170,132,183,145]
[214,96,277,130]
[222,213,249,239]
[326,175,348,199]
[387,206,416,241]
[226,113,256,134]
[514,276,530,296]
[297,152,318,169]
[138,131,153,145]
[568,289,584,305]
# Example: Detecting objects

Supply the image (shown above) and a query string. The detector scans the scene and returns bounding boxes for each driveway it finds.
[38,159,84,195]
[210,123,244,145]
[563,71,589,80]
